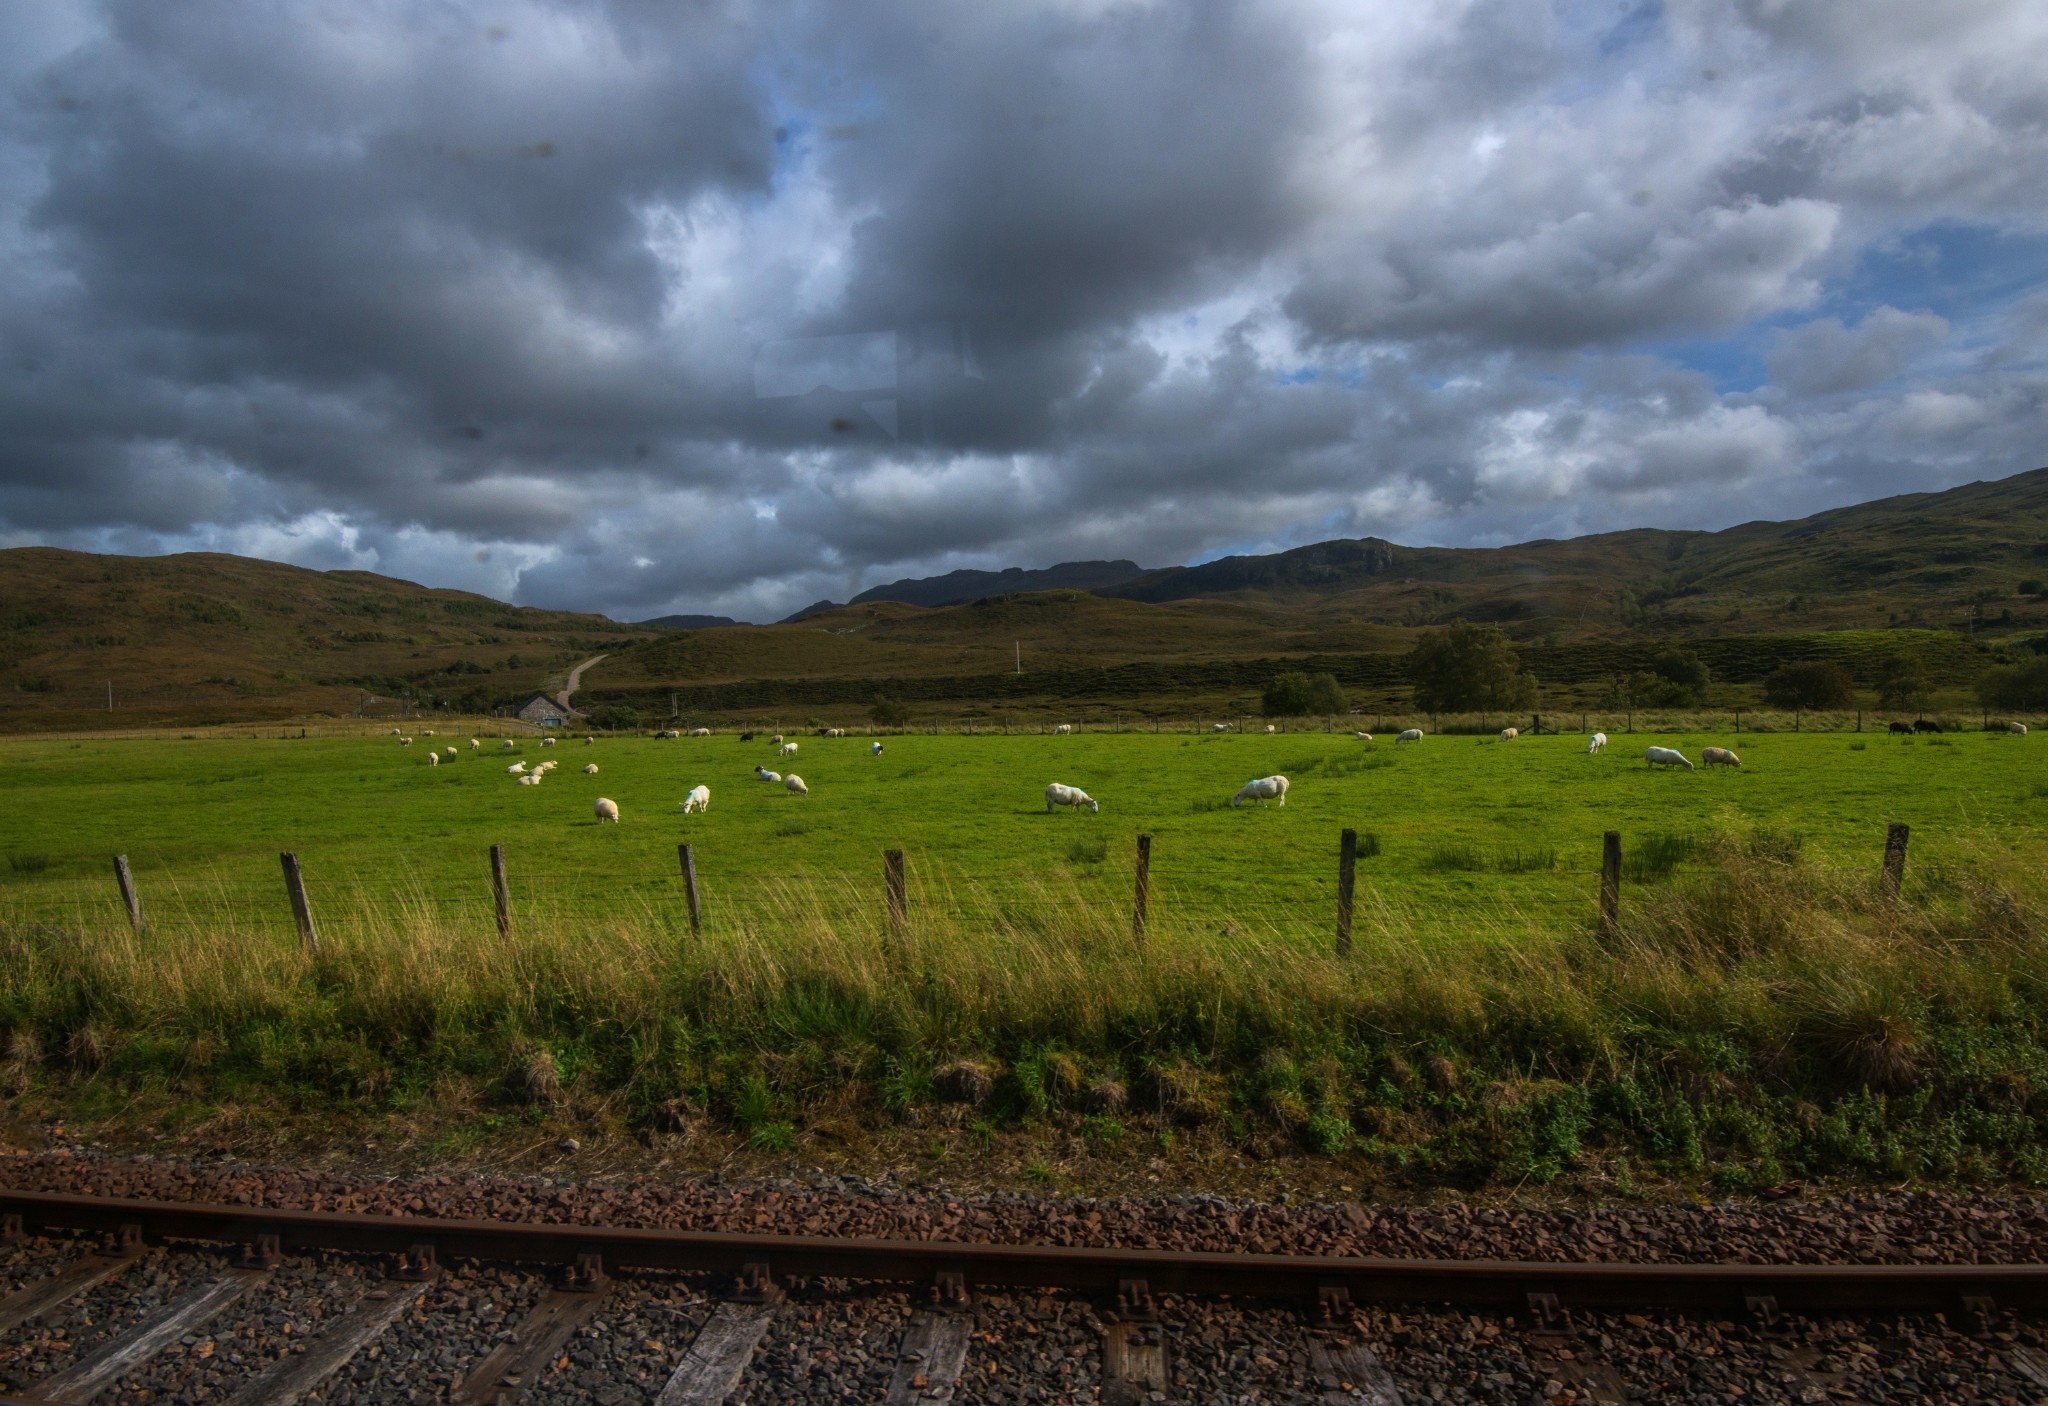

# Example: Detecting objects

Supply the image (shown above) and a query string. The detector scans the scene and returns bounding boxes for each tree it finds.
[1871,651,1931,710]
[587,703,640,731]
[869,693,913,727]
[1763,661,1856,710]
[1978,657,2048,710]
[1262,671,1348,717]
[1616,647,1710,707]
[1409,621,1538,712]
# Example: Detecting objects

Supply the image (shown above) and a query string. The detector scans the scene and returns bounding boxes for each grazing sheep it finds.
[784,773,808,796]
[656,729,680,739]
[584,763,599,774]
[399,737,413,746]
[1913,719,1944,734]
[870,742,884,755]
[778,741,798,757]
[1645,746,1694,771]
[1212,722,1231,732]
[470,739,480,749]
[1232,775,1290,807]
[594,797,620,823]
[1888,721,1913,734]
[680,784,710,813]
[585,736,594,745]
[770,734,784,745]
[389,728,402,737]
[1354,732,1374,742]
[1396,728,1424,744]
[1045,782,1100,813]
[444,747,457,757]
[542,737,555,747]
[1587,732,1607,753]
[426,752,439,766]
[423,730,435,737]
[1054,724,1073,735]
[740,732,756,742]
[1264,723,1277,734]
[1499,727,1519,741]
[690,727,712,737]
[2011,722,2030,736]
[507,762,528,774]
[823,728,845,737]
[1702,746,1741,768]
[502,739,516,748]
[755,766,781,783]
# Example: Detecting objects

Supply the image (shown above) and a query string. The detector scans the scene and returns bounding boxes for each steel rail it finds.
[3,1187,2040,1316]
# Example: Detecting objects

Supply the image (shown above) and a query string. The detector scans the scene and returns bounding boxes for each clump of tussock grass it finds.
[1064,837,1107,865]
[1495,844,1557,874]
[1421,843,1485,873]
[1623,831,1696,882]
[6,852,50,876]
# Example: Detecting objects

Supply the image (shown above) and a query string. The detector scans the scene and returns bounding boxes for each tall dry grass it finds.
[4,833,2047,1181]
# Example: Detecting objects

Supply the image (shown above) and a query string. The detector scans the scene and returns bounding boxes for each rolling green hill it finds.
[0,548,653,731]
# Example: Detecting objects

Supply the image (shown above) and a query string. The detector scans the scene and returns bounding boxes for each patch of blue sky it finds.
[1639,332,1771,394]
[1275,367,1319,385]
[1826,221,2048,328]
[1596,0,1663,57]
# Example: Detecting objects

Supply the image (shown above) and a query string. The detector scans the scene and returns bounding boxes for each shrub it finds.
[1871,651,1932,710]
[1262,671,1348,718]
[869,694,914,727]
[1763,661,1856,710]
[1409,621,1538,712]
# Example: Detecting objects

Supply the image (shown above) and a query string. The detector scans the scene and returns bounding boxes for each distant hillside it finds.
[638,614,743,631]
[783,558,1149,620]
[0,549,652,730]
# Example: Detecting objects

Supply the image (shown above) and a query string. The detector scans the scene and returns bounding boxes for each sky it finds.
[2,0,2045,624]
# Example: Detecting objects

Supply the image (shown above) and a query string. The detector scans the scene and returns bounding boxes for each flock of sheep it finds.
[394,714,2028,829]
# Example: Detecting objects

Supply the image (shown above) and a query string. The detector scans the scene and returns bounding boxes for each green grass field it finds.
[2,725,2042,939]
[7,722,2048,1189]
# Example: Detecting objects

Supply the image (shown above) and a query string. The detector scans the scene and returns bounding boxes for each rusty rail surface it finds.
[3,1187,2041,1316]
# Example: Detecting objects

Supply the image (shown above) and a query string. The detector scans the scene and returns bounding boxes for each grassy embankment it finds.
[3,725,2047,1188]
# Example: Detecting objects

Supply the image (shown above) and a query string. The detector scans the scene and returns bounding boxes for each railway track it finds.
[2,1187,2046,1404]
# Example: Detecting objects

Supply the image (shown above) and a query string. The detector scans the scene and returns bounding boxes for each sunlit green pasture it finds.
[3,725,2043,940]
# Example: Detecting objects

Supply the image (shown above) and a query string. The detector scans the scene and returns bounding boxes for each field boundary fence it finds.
[49,820,1930,964]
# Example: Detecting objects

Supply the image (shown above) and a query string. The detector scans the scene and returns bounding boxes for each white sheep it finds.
[470,739,480,749]
[1645,746,1694,771]
[427,752,439,767]
[1499,727,1519,741]
[399,737,413,746]
[1045,782,1099,813]
[784,773,808,796]
[585,736,594,745]
[389,728,402,737]
[444,746,457,758]
[1054,724,1073,735]
[2011,722,2030,736]
[1587,732,1607,754]
[1232,775,1290,807]
[594,797,620,823]
[518,773,539,786]
[1212,722,1231,732]
[1396,728,1424,745]
[583,762,599,774]
[778,741,798,757]
[823,728,845,737]
[870,742,884,755]
[680,784,710,813]
[1264,723,1277,734]
[502,739,516,749]
[507,762,528,774]
[770,734,784,745]
[542,737,555,747]
[1702,746,1741,768]
[537,760,557,772]
[755,766,781,783]
[1354,732,1374,742]
[690,727,712,737]
[423,729,435,737]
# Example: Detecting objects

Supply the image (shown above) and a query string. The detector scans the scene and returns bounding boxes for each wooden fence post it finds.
[1336,828,1357,957]
[490,844,511,938]
[884,848,907,933]
[1599,831,1621,935]
[1132,833,1152,942]
[111,854,143,934]
[678,843,702,938]
[1881,822,1910,901]
[279,852,319,954]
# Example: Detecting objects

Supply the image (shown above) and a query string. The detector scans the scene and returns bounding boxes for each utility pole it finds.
[1015,641,1021,674]
[106,681,112,713]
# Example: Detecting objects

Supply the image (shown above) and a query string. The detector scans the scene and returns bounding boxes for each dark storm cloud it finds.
[2,0,2046,621]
